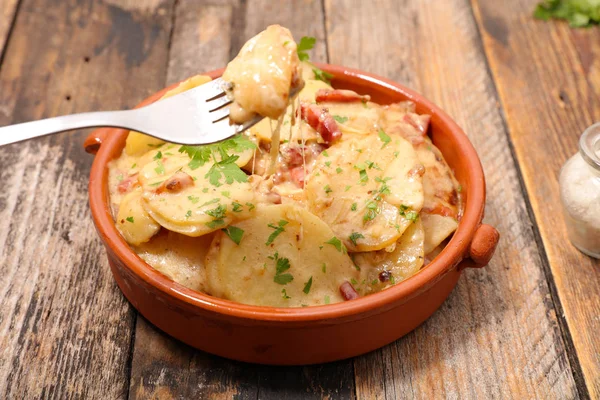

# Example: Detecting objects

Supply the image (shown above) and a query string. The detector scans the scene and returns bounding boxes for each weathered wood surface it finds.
[0,0,19,59]
[0,0,174,398]
[472,0,600,397]
[0,0,597,398]
[326,0,581,398]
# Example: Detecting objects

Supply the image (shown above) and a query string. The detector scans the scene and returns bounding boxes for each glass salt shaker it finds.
[559,123,600,258]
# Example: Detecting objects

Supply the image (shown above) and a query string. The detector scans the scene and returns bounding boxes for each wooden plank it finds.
[471,0,600,397]
[128,1,355,399]
[0,0,174,398]
[0,0,20,60]
[325,0,580,398]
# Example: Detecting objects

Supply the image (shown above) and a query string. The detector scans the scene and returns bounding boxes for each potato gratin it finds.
[108,25,462,307]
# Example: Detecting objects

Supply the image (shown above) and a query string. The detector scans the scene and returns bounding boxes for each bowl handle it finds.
[459,224,500,269]
[84,128,110,155]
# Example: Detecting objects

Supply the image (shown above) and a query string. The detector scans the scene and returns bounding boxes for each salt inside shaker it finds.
[559,123,600,258]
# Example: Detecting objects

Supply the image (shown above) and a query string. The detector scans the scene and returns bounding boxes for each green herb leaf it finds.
[188,195,200,204]
[179,134,257,170]
[205,155,248,187]
[266,220,289,245]
[125,216,134,223]
[336,167,343,174]
[303,276,313,294]
[232,201,243,212]
[313,68,333,84]
[378,129,391,148]
[324,295,331,305]
[364,201,379,222]
[324,184,332,194]
[281,288,291,299]
[351,202,357,211]
[333,115,348,123]
[154,160,165,175]
[185,210,192,219]
[297,36,316,61]
[199,198,220,208]
[205,204,227,219]
[325,237,347,253]
[322,263,327,273]
[349,232,365,246]
[359,169,368,184]
[533,0,600,27]
[222,226,244,245]
[205,219,225,229]
[274,274,294,285]
[153,151,163,160]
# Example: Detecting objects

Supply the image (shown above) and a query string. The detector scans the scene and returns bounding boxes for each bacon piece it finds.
[118,174,138,193]
[422,204,458,219]
[281,146,304,168]
[408,164,426,178]
[300,103,342,144]
[403,113,430,135]
[315,89,371,103]
[289,167,305,188]
[156,171,194,194]
[339,281,359,301]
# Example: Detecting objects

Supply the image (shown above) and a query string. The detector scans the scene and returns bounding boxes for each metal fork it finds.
[0,78,282,147]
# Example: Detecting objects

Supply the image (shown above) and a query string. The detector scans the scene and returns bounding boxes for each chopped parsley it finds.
[378,129,391,148]
[322,150,329,157]
[365,160,381,170]
[399,205,419,222]
[358,169,368,184]
[149,180,164,187]
[125,216,134,223]
[246,202,255,211]
[116,174,124,182]
[222,226,244,245]
[296,36,316,61]
[313,68,333,84]
[179,134,257,170]
[303,277,313,294]
[188,195,200,204]
[205,155,248,187]
[199,198,220,208]
[185,210,192,219]
[345,185,352,192]
[232,201,243,212]
[351,202,358,211]
[202,188,209,193]
[364,201,379,222]
[206,219,225,229]
[154,160,165,175]
[336,167,343,174]
[266,219,289,245]
[349,232,365,246]
[272,252,293,285]
[153,151,162,160]
[324,295,331,305]
[221,191,230,198]
[325,237,347,253]
[325,161,331,167]
[322,263,327,273]
[333,115,348,123]
[131,163,137,169]
[281,289,291,299]
[324,185,332,194]
[205,204,226,228]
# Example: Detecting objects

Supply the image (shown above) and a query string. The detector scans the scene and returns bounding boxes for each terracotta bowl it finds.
[85,64,499,365]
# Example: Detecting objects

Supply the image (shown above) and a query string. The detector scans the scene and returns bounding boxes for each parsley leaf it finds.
[179,134,257,170]
[125,216,134,223]
[333,115,348,123]
[222,226,244,245]
[188,195,200,204]
[324,185,332,194]
[324,295,331,305]
[153,151,163,160]
[378,129,391,148]
[297,36,316,61]
[205,155,248,187]
[154,160,165,175]
[351,202,357,211]
[185,210,192,219]
[303,277,313,294]
[325,237,347,253]
[232,201,243,212]
[313,68,333,84]
[364,201,379,222]
[205,204,227,223]
[274,274,294,285]
[349,232,365,246]
[336,167,343,174]
[272,252,293,285]
[266,220,289,245]
[282,288,291,299]
[534,0,600,27]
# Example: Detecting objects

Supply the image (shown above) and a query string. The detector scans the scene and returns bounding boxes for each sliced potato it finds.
[318,101,383,136]
[421,213,458,255]
[139,153,256,237]
[134,231,214,292]
[125,75,212,155]
[305,133,424,252]
[353,219,425,295]
[116,187,161,245]
[205,204,360,307]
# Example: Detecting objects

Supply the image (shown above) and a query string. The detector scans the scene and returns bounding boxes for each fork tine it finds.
[199,77,228,101]
[210,106,231,123]
[207,95,233,112]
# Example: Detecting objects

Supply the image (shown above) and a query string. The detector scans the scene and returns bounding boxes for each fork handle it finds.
[0,110,137,147]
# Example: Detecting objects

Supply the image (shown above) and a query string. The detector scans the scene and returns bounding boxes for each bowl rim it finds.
[88,63,485,322]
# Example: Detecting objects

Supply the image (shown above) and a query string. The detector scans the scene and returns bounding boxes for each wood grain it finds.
[325,0,579,398]
[0,0,174,398]
[0,0,19,60]
[129,1,355,399]
[472,0,600,397]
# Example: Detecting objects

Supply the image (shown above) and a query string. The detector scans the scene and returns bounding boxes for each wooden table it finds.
[0,0,599,398]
